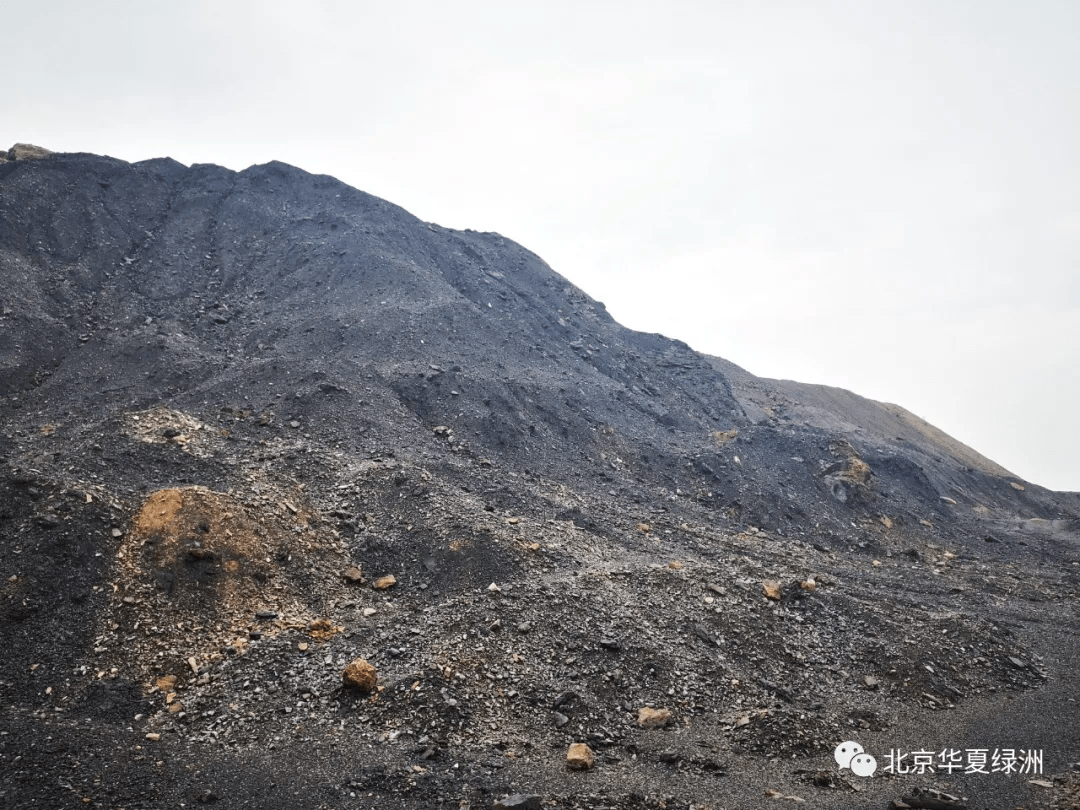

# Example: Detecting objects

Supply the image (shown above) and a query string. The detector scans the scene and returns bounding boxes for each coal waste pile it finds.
[1,145,1079,809]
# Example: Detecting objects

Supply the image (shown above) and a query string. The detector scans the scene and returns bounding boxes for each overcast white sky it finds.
[5,1,1078,491]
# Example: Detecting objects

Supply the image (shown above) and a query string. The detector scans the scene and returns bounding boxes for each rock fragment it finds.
[343,566,364,584]
[637,707,672,728]
[373,575,396,590]
[762,580,782,601]
[494,796,542,810]
[342,658,378,692]
[566,743,595,770]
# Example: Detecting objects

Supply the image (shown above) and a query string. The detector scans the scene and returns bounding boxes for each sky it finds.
[4,1,1078,491]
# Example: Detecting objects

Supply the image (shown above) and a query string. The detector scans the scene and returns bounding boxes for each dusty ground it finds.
[1,147,1078,809]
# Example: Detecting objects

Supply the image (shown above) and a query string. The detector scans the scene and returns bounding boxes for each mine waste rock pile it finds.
[1,145,1079,809]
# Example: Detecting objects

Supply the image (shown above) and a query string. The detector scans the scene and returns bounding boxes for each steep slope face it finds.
[1,151,1078,810]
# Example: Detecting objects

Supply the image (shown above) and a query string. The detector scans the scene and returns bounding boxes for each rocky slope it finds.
[1,146,1078,809]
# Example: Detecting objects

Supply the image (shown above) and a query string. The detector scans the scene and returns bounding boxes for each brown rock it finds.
[762,580,782,601]
[8,143,53,161]
[566,743,595,770]
[374,575,397,590]
[636,522,651,533]
[637,707,672,728]
[342,658,377,692]
[343,566,364,584]
[799,579,817,592]
[156,675,178,692]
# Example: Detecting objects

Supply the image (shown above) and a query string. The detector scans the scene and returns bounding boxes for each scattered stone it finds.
[764,788,805,802]
[566,743,595,770]
[342,658,378,692]
[940,496,958,505]
[343,566,364,584]
[599,637,620,651]
[373,575,397,590]
[636,523,651,533]
[493,795,542,810]
[1008,656,1027,669]
[362,608,377,617]
[111,527,123,537]
[517,621,532,634]
[196,789,219,804]
[486,582,501,593]
[145,733,161,741]
[156,675,177,692]
[553,712,569,728]
[255,610,278,620]
[1010,482,1026,491]
[762,580,782,601]
[658,749,680,763]
[879,515,894,529]
[8,143,53,160]
[896,788,967,809]
[298,642,309,652]
[1028,779,1054,788]
[637,707,672,728]
[864,675,880,689]
[799,579,817,592]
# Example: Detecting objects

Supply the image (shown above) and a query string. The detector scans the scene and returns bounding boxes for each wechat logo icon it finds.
[834,741,877,777]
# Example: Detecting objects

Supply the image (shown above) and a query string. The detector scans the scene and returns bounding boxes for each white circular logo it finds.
[850,752,878,777]
[833,741,864,769]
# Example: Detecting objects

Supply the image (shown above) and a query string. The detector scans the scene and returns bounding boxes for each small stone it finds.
[636,522,651,533]
[735,715,750,728]
[298,642,309,652]
[658,749,680,763]
[637,707,672,728]
[553,712,569,728]
[872,560,882,567]
[373,575,397,590]
[864,675,880,689]
[762,580,782,601]
[343,566,364,584]
[289,420,300,428]
[487,582,501,593]
[362,608,377,617]
[1028,779,1054,788]
[111,528,123,537]
[566,743,595,770]
[342,658,378,692]
[507,517,520,524]
[156,675,177,692]
[493,795,542,810]
[879,515,894,529]
[197,789,219,804]
[599,637,620,651]
[517,621,532,634]
[1008,656,1027,669]
[145,733,161,741]
[800,579,817,592]
[1010,481,1026,491]
[255,610,278,620]
[940,496,958,505]
[668,561,683,570]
